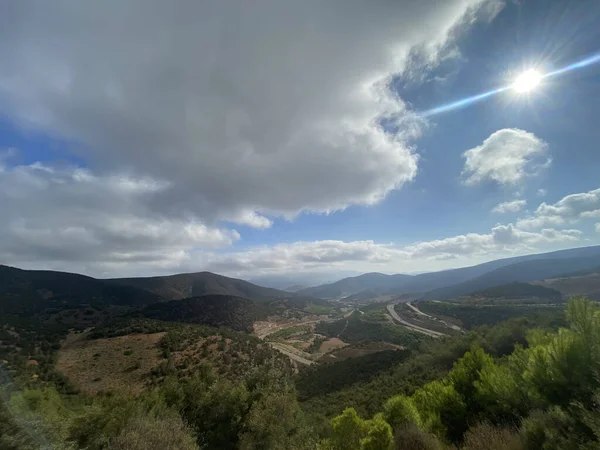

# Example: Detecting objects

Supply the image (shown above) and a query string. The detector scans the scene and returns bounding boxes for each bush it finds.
[394,424,444,450]
[361,413,394,450]
[520,408,576,450]
[384,395,421,430]
[109,413,198,450]
[461,423,523,450]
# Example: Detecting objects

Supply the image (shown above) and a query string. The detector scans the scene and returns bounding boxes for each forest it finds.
[1,297,599,449]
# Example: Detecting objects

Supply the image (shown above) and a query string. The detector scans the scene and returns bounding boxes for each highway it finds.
[386,304,445,338]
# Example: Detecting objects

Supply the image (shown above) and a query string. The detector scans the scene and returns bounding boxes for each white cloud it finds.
[596,223,600,233]
[517,187,600,229]
[537,188,547,197]
[491,199,526,214]
[1,157,586,278]
[0,0,497,227]
[582,210,600,219]
[403,223,580,259]
[0,163,238,275]
[462,129,550,186]
[199,224,581,277]
[0,0,515,276]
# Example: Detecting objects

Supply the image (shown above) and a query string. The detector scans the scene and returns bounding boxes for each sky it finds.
[1,0,600,283]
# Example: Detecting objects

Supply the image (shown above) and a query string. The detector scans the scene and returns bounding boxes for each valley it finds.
[2,245,600,449]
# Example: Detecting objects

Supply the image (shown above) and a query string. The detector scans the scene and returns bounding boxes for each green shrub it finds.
[384,395,421,430]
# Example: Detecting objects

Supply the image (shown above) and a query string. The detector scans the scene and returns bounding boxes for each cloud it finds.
[0,0,497,228]
[517,187,600,229]
[203,240,408,275]
[462,129,550,186]
[2,158,580,280]
[537,188,547,197]
[403,223,580,260]
[0,163,238,274]
[596,223,600,233]
[491,199,526,214]
[200,224,581,277]
[1,157,584,278]
[195,223,579,277]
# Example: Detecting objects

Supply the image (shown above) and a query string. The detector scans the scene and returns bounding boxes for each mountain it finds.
[139,295,261,332]
[283,285,308,292]
[106,271,294,302]
[247,271,362,290]
[0,264,162,316]
[468,282,563,301]
[298,272,410,299]
[301,245,600,299]
[341,289,384,303]
[535,271,600,302]
[422,254,600,300]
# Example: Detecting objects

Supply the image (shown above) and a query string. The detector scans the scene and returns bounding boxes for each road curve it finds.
[269,342,315,365]
[386,304,445,338]
[407,302,465,333]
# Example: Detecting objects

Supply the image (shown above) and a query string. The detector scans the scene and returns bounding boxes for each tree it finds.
[383,395,421,431]
[238,392,317,450]
[412,381,465,442]
[360,413,393,450]
[329,408,370,450]
[475,347,532,425]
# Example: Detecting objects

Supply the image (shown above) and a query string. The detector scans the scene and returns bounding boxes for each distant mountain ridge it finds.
[298,272,411,299]
[0,264,163,316]
[422,254,600,300]
[0,265,308,329]
[106,271,295,302]
[465,282,563,301]
[300,246,600,300]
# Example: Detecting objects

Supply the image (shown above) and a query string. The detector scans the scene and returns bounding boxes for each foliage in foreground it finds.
[322,297,600,449]
[2,298,599,450]
[1,361,316,450]
[301,309,564,419]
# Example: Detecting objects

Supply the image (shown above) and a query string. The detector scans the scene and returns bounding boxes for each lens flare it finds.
[512,69,542,93]
[420,51,600,117]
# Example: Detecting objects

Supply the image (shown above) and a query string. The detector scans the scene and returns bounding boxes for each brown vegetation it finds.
[56,331,166,395]
[319,337,349,354]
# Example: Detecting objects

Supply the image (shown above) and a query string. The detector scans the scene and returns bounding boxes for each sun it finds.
[512,69,542,93]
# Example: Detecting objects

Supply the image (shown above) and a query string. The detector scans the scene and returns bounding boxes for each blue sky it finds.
[1,0,600,281]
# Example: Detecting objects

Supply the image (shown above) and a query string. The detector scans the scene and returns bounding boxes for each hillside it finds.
[139,295,263,332]
[422,254,600,300]
[299,272,411,299]
[300,245,600,299]
[56,319,284,395]
[536,272,600,301]
[0,264,162,317]
[468,281,563,301]
[107,271,294,302]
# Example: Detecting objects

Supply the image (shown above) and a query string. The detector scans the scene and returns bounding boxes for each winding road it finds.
[407,302,464,333]
[386,304,445,338]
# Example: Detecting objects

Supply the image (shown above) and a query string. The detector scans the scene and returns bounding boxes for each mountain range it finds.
[0,265,307,330]
[106,271,291,302]
[3,244,600,325]
[298,245,600,300]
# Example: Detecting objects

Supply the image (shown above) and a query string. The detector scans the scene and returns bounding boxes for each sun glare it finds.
[512,69,542,93]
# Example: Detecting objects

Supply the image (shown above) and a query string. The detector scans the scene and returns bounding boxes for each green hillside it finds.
[139,295,263,332]
[107,271,294,302]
